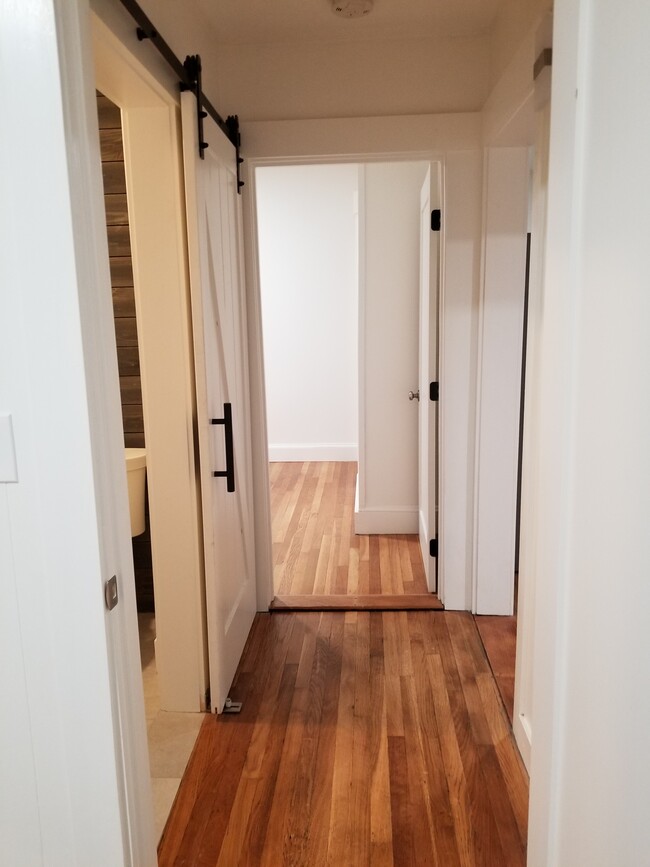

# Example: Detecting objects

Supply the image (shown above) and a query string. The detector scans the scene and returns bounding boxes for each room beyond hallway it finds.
[269,462,441,610]
[158,610,528,865]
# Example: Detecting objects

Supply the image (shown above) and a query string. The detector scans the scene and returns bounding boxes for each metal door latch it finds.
[223,697,242,714]
[105,575,119,611]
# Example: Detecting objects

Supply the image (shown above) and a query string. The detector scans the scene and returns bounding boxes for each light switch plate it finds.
[0,414,18,483]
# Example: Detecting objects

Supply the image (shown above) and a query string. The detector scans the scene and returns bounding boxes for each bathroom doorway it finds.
[93,17,209,839]
[96,90,153,613]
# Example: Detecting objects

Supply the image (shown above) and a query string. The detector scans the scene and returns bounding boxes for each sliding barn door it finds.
[181,94,256,713]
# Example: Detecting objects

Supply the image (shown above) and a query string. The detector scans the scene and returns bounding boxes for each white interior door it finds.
[181,94,256,713]
[418,167,440,593]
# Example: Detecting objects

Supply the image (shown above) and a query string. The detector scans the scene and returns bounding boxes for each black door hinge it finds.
[430,539,438,558]
[430,381,439,402]
[431,209,441,231]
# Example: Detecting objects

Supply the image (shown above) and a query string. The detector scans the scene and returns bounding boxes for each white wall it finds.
[528,0,650,863]
[1,1,155,863]
[482,30,535,147]
[438,150,484,610]
[242,113,481,159]
[356,161,428,533]
[473,147,529,615]
[509,15,552,772]
[91,0,225,108]
[256,164,359,462]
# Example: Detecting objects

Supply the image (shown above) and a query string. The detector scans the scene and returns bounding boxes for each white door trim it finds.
[417,165,443,594]
[92,14,209,712]
[243,151,450,607]
[471,146,529,615]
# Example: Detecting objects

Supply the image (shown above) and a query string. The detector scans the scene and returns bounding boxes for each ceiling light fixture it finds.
[332,0,374,19]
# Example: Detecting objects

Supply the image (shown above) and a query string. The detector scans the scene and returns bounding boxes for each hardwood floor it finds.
[474,615,517,723]
[159,611,528,866]
[272,594,442,611]
[270,462,437,604]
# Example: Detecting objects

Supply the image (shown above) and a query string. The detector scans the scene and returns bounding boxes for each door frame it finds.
[92,15,209,712]
[471,146,530,616]
[417,164,443,594]
[243,151,449,607]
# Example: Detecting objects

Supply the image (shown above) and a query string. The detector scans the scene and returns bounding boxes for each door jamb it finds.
[92,16,209,712]
[243,152,447,608]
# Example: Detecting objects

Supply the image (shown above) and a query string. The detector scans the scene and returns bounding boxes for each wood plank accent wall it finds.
[97,92,144,446]
[97,91,154,612]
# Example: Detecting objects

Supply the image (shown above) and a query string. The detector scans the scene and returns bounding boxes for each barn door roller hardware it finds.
[180,54,209,158]
[118,0,244,191]
[226,115,245,193]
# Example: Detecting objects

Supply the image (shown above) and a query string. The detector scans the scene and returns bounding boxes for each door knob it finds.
[408,390,420,401]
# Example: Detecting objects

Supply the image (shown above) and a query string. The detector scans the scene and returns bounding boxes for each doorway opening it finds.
[95,87,205,842]
[92,16,215,841]
[254,160,443,611]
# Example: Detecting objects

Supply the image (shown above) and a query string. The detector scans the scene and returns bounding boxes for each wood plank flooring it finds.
[474,616,517,723]
[270,462,434,600]
[272,594,442,611]
[158,611,528,866]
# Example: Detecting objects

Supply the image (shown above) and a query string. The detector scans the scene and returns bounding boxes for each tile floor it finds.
[138,613,205,842]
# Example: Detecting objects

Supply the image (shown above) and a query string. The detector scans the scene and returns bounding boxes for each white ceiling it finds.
[197,0,504,45]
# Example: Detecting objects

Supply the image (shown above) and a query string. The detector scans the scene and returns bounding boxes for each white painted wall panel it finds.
[358,161,428,529]
[528,0,650,863]
[0,491,43,865]
[474,147,529,614]
[0,2,156,863]
[242,114,482,160]
[0,3,142,862]
[257,164,359,461]
[440,151,483,610]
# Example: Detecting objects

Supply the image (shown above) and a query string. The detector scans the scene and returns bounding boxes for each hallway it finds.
[158,609,528,866]
[270,462,442,610]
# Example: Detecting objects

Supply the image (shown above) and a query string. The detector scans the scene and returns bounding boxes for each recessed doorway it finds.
[93,17,210,840]
[254,160,442,612]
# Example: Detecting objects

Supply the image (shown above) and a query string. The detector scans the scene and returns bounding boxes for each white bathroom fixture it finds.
[332,0,373,19]
[125,447,147,536]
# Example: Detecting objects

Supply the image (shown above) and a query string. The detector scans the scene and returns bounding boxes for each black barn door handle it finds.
[210,402,235,492]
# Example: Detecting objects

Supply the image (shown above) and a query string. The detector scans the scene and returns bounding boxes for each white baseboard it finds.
[418,509,428,549]
[268,443,358,462]
[354,507,419,535]
[512,712,532,772]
